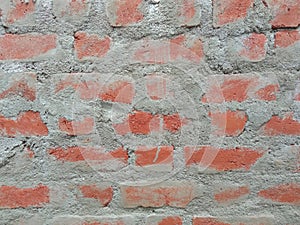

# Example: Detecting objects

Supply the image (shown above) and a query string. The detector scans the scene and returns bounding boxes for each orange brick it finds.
[239,33,267,62]
[135,146,174,167]
[213,0,254,27]
[0,34,56,60]
[261,113,300,136]
[59,117,95,136]
[263,0,300,28]
[209,110,247,136]
[106,0,144,27]
[275,30,300,48]
[0,111,48,137]
[0,184,49,208]
[214,186,250,203]
[79,185,113,206]
[74,32,111,60]
[185,146,264,171]
[259,183,300,205]
[121,181,197,208]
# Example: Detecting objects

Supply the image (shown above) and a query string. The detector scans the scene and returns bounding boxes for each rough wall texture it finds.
[0,0,299,224]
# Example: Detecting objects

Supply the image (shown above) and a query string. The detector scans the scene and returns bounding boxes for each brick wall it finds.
[0,0,299,224]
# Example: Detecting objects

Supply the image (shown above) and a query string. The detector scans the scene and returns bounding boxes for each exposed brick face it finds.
[0,185,49,208]
[209,110,247,136]
[275,30,300,48]
[185,146,264,171]
[193,216,274,225]
[1,0,36,24]
[0,73,36,101]
[58,117,95,136]
[0,111,48,137]
[263,0,300,28]
[79,185,113,206]
[121,182,198,208]
[74,32,111,60]
[0,34,57,60]
[239,33,267,62]
[135,146,174,167]
[261,113,300,136]
[213,0,254,27]
[177,0,201,27]
[258,183,300,204]
[202,74,279,103]
[146,75,167,100]
[53,0,91,21]
[113,111,186,135]
[214,186,250,203]
[55,74,135,104]
[106,0,144,27]
[48,146,128,164]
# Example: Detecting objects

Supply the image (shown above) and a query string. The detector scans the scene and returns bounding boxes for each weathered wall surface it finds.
[0,0,299,224]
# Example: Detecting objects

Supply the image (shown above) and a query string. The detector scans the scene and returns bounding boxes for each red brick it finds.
[263,0,300,28]
[214,186,250,203]
[185,146,264,171]
[100,80,135,104]
[255,84,279,101]
[113,111,160,135]
[79,185,113,206]
[146,74,167,100]
[146,216,183,225]
[261,113,300,136]
[0,184,49,208]
[59,117,94,136]
[239,33,267,62]
[53,0,90,20]
[163,113,187,133]
[74,32,111,60]
[275,30,300,48]
[133,35,204,64]
[202,75,279,103]
[170,35,204,63]
[259,183,300,205]
[129,111,160,135]
[177,0,201,27]
[213,0,254,27]
[193,217,274,225]
[295,93,300,101]
[55,74,134,104]
[0,34,57,60]
[0,111,48,137]
[203,76,253,103]
[2,0,36,24]
[209,110,247,136]
[113,111,187,135]
[48,146,128,164]
[135,146,174,167]
[106,0,144,27]
[121,181,197,208]
[55,75,100,99]
[0,73,36,101]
